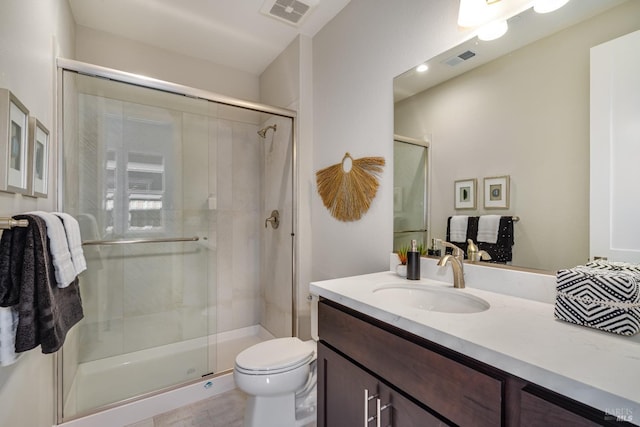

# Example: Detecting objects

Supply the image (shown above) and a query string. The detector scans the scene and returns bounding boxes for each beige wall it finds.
[0,1,76,426]
[395,2,640,271]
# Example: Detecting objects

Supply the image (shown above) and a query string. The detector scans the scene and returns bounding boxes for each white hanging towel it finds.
[478,215,501,244]
[54,213,87,276]
[449,216,469,243]
[29,211,77,288]
[0,306,21,366]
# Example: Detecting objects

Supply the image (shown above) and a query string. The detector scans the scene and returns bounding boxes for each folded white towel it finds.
[55,213,87,276]
[0,306,21,366]
[478,215,501,244]
[29,211,77,288]
[449,216,469,243]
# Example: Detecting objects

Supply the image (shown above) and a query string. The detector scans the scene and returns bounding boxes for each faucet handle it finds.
[436,239,464,259]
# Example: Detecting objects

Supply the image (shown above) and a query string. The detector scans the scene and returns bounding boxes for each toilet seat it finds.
[235,337,315,375]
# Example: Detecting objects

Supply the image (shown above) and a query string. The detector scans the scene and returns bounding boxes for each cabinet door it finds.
[318,342,449,427]
[379,383,450,427]
[318,342,380,427]
[520,388,603,427]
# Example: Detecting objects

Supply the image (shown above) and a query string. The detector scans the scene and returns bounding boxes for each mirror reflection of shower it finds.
[257,124,277,138]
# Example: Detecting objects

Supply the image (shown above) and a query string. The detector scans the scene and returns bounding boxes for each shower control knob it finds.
[265,210,280,229]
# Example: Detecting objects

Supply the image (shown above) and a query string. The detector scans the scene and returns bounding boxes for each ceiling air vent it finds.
[443,50,477,67]
[261,0,317,26]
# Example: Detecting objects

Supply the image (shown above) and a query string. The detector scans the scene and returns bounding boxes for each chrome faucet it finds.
[436,240,465,289]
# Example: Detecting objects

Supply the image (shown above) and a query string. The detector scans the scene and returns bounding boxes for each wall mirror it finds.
[393,0,640,272]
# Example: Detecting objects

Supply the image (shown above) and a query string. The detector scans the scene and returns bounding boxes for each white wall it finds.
[310,0,471,280]
[75,26,260,102]
[0,1,76,425]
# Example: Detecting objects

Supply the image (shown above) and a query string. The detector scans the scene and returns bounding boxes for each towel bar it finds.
[394,229,428,234]
[0,218,28,229]
[82,236,200,246]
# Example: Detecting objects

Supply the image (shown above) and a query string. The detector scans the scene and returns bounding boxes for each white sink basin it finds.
[372,284,490,314]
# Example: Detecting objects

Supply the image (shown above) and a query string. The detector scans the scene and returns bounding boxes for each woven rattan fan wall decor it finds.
[316,152,385,222]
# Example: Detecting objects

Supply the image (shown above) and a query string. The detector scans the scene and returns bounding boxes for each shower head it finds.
[257,124,277,138]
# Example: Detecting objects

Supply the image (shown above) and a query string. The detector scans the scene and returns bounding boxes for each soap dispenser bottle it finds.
[406,239,420,280]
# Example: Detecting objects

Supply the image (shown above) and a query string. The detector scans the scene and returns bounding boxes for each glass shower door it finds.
[393,138,429,251]
[61,71,214,418]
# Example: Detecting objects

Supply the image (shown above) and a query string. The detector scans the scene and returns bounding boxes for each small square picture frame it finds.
[484,175,510,209]
[454,178,477,210]
[28,117,49,198]
[0,89,30,194]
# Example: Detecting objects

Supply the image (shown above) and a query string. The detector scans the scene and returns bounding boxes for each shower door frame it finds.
[55,58,298,423]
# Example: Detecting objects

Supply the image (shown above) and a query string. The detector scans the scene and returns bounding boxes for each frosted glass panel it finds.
[62,71,212,415]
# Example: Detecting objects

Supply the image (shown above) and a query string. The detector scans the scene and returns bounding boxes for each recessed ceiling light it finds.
[416,64,429,73]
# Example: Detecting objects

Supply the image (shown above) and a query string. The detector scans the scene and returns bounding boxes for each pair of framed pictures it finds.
[0,89,49,198]
[454,176,509,210]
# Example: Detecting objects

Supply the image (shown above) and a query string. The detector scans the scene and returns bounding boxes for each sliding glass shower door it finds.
[61,73,214,418]
[60,65,296,423]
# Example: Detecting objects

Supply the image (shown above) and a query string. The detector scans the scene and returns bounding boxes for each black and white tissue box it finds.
[554,263,640,336]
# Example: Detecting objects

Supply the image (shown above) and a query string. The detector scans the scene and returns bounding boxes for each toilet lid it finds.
[235,337,314,373]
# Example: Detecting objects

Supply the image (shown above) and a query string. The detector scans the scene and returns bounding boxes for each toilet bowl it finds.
[234,296,319,427]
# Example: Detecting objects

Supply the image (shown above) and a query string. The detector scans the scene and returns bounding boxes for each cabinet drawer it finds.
[319,300,503,427]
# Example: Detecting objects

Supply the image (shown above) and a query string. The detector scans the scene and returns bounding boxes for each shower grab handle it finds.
[82,236,200,246]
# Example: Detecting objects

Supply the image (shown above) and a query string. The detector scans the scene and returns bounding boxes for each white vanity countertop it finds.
[310,270,640,418]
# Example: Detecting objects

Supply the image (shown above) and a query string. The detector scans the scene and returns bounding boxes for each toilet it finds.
[234,296,318,427]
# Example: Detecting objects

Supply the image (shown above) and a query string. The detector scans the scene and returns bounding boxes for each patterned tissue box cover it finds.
[554,263,640,336]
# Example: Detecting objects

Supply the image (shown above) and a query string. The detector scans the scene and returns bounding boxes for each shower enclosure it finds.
[57,60,296,422]
[393,135,429,251]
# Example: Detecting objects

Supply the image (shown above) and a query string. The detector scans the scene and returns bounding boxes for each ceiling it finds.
[68,0,351,75]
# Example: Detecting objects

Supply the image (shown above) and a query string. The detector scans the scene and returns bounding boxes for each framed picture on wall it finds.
[484,175,510,209]
[0,89,30,194]
[454,178,476,210]
[28,117,49,198]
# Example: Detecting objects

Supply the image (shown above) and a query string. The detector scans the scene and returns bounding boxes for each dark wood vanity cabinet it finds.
[318,342,448,426]
[317,298,636,427]
[318,299,501,426]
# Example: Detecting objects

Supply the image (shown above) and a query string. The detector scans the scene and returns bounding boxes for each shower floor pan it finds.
[63,325,273,420]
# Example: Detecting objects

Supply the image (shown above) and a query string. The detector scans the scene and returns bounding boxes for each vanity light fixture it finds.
[533,0,570,14]
[416,64,429,72]
[477,20,509,41]
[458,0,532,28]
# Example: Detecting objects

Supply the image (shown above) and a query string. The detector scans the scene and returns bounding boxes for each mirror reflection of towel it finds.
[447,216,514,262]
[449,216,469,243]
[478,215,501,244]
[478,217,514,263]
